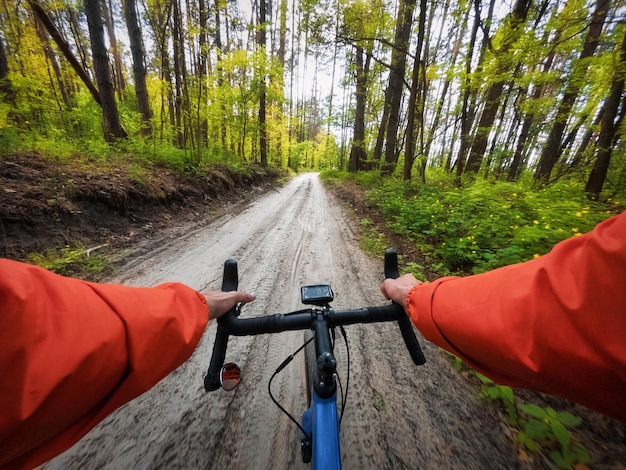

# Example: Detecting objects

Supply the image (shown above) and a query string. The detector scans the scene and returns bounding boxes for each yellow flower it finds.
[533,254,540,259]
[459,238,463,242]
[533,220,539,225]
[572,227,579,232]
[576,212,582,217]
[512,193,517,197]
[544,224,551,229]
[574,233,582,237]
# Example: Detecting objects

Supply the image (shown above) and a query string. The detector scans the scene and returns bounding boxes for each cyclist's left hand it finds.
[202,290,256,320]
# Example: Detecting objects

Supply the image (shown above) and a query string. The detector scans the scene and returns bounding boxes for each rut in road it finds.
[45,173,520,469]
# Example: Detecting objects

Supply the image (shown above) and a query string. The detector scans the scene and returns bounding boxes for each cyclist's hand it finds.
[203,290,256,320]
[380,274,422,310]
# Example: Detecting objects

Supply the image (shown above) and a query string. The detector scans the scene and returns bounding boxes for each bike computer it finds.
[301,285,334,306]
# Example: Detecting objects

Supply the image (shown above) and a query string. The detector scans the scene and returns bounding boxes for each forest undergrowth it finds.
[321,169,626,469]
[0,150,284,278]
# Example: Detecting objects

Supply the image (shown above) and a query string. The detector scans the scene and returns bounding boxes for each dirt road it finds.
[45,173,520,469]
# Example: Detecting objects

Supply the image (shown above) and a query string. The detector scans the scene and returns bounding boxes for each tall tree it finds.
[101,0,126,99]
[84,0,127,141]
[258,0,268,165]
[27,0,101,106]
[348,43,372,172]
[534,0,609,183]
[585,28,626,198]
[0,36,16,106]
[464,0,531,174]
[123,0,152,134]
[171,0,188,148]
[454,0,480,180]
[375,0,417,173]
[508,7,561,181]
[403,0,427,180]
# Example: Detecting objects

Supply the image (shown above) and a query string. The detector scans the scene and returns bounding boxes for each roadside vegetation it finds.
[321,169,622,278]
[321,168,624,469]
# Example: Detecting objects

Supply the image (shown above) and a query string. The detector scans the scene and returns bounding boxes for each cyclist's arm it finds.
[0,259,209,469]
[406,211,626,422]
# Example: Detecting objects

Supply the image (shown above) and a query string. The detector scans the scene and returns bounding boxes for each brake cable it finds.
[268,335,314,437]
[268,324,352,436]
[338,325,350,428]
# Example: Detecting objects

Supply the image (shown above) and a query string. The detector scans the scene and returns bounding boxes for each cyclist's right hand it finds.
[380,274,422,310]
[202,290,256,320]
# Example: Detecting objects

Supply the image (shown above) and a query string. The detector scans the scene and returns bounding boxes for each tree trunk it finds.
[403,0,427,180]
[380,0,417,174]
[123,0,152,135]
[214,0,227,149]
[258,0,268,166]
[464,0,530,174]
[172,0,186,148]
[0,36,16,106]
[28,0,101,106]
[349,45,371,172]
[34,16,71,109]
[102,0,126,100]
[84,0,127,141]
[569,107,604,172]
[423,7,466,159]
[455,0,480,182]
[585,29,626,198]
[534,0,609,183]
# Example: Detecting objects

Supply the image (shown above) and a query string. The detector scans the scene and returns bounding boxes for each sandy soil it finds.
[42,173,526,469]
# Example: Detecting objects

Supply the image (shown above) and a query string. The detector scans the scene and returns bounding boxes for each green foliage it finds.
[27,243,108,278]
[359,217,387,255]
[475,373,518,426]
[362,175,618,275]
[471,368,590,468]
[517,404,591,468]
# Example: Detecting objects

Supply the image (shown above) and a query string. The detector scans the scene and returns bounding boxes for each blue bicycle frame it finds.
[302,390,341,469]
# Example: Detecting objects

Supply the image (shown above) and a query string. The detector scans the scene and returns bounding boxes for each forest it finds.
[2,0,625,271]
[0,0,624,193]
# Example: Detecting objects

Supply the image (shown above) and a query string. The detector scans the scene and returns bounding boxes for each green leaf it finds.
[517,431,538,451]
[519,403,547,419]
[546,407,558,419]
[475,372,494,384]
[500,386,514,404]
[550,450,570,469]
[573,443,592,464]
[557,411,582,427]
[525,419,549,440]
[551,420,571,450]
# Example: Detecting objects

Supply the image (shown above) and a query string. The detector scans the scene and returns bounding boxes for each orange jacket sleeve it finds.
[0,260,209,469]
[406,211,626,422]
